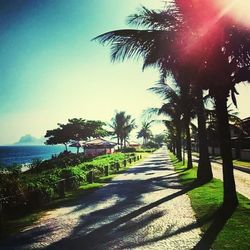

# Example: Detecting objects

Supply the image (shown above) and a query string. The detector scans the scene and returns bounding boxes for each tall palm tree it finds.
[110,111,136,148]
[164,120,177,153]
[94,5,213,181]
[137,121,153,145]
[147,81,183,161]
[122,116,137,148]
[150,79,196,168]
[94,3,250,205]
[172,0,250,206]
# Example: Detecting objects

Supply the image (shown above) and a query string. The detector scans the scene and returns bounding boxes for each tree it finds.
[150,79,197,167]
[137,121,153,145]
[45,127,70,151]
[152,133,167,147]
[45,119,108,152]
[172,0,250,206]
[94,4,212,181]
[110,111,136,148]
[149,82,183,161]
[95,2,250,205]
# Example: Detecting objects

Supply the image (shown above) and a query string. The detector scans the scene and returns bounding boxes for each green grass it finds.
[233,159,250,168]
[170,153,250,250]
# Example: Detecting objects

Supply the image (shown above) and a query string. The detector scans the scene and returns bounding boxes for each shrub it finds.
[144,141,159,149]
[0,152,130,217]
[120,147,136,153]
[60,167,86,190]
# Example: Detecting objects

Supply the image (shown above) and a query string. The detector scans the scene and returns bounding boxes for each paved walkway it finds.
[211,162,250,199]
[1,148,202,250]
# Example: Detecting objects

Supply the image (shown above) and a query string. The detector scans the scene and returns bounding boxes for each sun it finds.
[214,0,250,27]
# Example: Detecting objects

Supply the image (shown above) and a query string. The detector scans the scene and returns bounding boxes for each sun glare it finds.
[215,0,250,27]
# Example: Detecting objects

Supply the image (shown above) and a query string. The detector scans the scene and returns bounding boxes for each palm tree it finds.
[110,111,136,148]
[137,121,153,145]
[164,120,177,153]
[94,3,250,205]
[150,79,196,168]
[172,0,250,206]
[206,103,243,157]
[94,5,213,181]
[122,116,137,147]
[147,81,183,161]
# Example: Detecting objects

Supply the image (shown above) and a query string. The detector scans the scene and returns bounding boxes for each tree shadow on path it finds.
[46,181,201,250]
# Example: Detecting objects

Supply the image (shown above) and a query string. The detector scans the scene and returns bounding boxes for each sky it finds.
[0,0,249,145]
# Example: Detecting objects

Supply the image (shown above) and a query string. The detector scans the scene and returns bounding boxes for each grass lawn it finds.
[170,153,250,250]
[1,152,151,239]
[233,159,250,168]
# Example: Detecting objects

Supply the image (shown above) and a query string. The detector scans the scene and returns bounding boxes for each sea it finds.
[0,145,78,167]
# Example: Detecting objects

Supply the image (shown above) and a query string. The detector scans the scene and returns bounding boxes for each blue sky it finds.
[0,0,249,144]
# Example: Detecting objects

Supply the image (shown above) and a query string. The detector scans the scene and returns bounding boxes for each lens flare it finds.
[214,0,250,27]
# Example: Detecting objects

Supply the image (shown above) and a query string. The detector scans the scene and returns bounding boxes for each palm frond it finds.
[93,29,176,70]
[126,5,180,30]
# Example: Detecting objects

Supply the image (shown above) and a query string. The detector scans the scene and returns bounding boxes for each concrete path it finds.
[211,162,250,199]
[190,154,250,199]
[1,148,201,250]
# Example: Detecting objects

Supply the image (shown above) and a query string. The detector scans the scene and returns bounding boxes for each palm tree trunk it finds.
[173,139,176,154]
[214,91,238,207]
[176,123,182,161]
[183,136,185,165]
[185,120,193,169]
[196,87,213,183]
[64,143,68,152]
[117,137,120,149]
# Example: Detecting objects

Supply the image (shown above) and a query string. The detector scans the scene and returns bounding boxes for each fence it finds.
[207,146,250,161]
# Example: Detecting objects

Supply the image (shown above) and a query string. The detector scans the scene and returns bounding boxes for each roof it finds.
[84,138,116,148]
[128,141,141,146]
[69,140,86,147]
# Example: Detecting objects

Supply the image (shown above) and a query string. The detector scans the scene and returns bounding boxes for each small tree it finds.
[45,127,70,151]
[45,119,108,151]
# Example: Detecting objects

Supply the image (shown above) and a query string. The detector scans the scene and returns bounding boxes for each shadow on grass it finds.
[194,205,237,250]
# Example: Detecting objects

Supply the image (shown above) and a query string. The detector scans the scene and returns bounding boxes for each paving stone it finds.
[1,148,202,250]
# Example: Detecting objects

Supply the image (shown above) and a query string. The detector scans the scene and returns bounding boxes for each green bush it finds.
[120,147,136,153]
[0,152,131,217]
[144,141,159,149]
[60,167,86,190]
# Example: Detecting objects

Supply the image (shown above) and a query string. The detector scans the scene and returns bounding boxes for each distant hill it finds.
[14,134,45,145]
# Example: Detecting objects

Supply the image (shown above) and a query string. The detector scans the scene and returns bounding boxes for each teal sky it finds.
[0,0,249,144]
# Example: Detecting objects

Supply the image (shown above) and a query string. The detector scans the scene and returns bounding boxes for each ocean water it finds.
[0,145,78,167]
